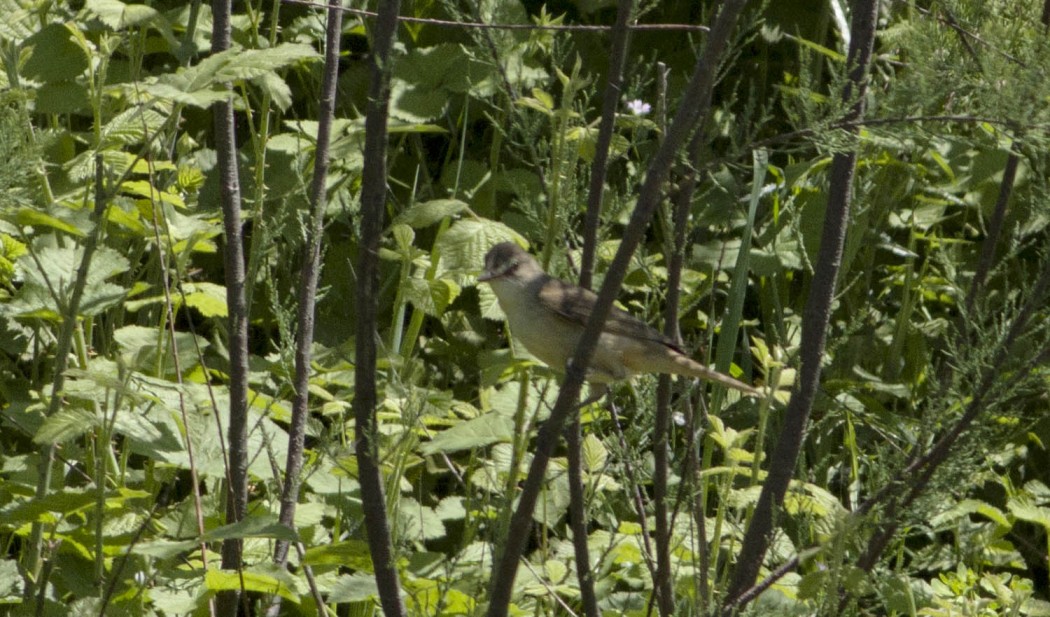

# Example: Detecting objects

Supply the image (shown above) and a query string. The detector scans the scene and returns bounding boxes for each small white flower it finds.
[626,99,651,115]
[672,411,686,426]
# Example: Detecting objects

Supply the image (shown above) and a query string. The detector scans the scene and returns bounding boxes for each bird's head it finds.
[478,242,543,285]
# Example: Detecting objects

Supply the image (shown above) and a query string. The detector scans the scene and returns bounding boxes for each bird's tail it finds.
[670,353,763,397]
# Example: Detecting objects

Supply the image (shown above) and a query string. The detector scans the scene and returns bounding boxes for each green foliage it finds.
[0,0,1049,615]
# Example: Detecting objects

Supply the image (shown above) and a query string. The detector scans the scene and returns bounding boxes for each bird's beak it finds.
[477,269,496,282]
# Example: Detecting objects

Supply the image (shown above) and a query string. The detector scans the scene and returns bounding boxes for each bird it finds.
[478,242,761,396]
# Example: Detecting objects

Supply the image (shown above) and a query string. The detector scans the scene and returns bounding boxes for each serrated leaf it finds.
[34,407,99,444]
[203,513,298,542]
[21,23,89,83]
[214,44,319,82]
[328,574,379,603]
[395,199,468,228]
[434,219,526,286]
[302,540,374,570]
[404,278,460,316]
[0,488,97,523]
[419,412,514,455]
[1008,496,1050,531]
[100,108,168,149]
[182,282,228,317]
[255,70,293,111]
[14,209,86,237]
[581,433,608,472]
[398,498,446,541]
[87,0,160,29]
[205,566,301,601]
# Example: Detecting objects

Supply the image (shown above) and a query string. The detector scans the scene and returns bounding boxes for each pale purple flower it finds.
[626,99,651,115]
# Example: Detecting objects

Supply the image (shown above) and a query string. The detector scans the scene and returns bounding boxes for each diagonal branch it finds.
[723,0,881,608]
[485,2,750,614]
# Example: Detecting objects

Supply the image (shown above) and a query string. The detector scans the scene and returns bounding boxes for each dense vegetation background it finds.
[1,0,1049,615]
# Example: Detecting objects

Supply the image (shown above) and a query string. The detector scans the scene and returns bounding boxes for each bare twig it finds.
[723,0,881,610]
[280,0,706,32]
[273,0,343,569]
[354,0,407,614]
[211,0,251,612]
[485,2,749,614]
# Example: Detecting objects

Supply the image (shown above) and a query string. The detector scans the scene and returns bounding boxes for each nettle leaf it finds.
[6,237,130,320]
[66,149,136,183]
[434,219,526,286]
[205,566,302,601]
[404,278,460,317]
[21,23,89,83]
[34,407,99,444]
[328,573,379,604]
[113,324,210,374]
[256,70,293,111]
[182,282,228,317]
[86,0,161,30]
[146,44,318,108]
[14,208,86,237]
[34,81,90,115]
[303,540,374,571]
[99,108,168,149]
[419,411,514,455]
[214,44,319,82]
[398,497,446,542]
[395,199,468,229]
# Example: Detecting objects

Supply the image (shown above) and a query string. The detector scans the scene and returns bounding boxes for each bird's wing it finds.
[537,277,684,351]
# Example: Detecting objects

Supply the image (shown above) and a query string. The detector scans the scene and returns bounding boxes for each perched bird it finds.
[478,242,761,396]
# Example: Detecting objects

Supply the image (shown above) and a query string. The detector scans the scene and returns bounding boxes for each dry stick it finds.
[966,149,1020,312]
[579,0,634,284]
[564,2,636,616]
[653,121,709,617]
[354,1,407,615]
[723,0,880,609]
[562,422,596,617]
[268,2,344,612]
[273,0,344,572]
[485,2,749,615]
[211,0,251,614]
[25,154,109,613]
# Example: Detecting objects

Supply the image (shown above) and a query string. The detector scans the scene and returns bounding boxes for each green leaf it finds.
[398,498,446,542]
[214,44,319,82]
[327,573,379,603]
[205,566,301,601]
[101,109,169,149]
[34,407,99,444]
[302,540,374,570]
[203,513,298,542]
[14,209,86,237]
[21,23,89,83]
[419,412,514,455]
[33,81,90,115]
[0,488,97,524]
[396,199,469,228]
[182,282,228,317]
[434,219,525,286]
[404,278,461,317]
[581,434,608,472]
[0,559,23,601]
[87,0,161,29]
